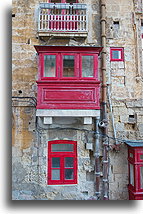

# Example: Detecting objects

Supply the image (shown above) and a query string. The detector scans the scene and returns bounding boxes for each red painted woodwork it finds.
[48,140,77,185]
[48,0,79,31]
[110,47,124,61]
[126,142,143,200]
[35,46,102,110]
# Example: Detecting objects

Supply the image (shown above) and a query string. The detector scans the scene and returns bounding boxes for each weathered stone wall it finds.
[12,0,143,200]
[106,0,143,200]
[12,0,101,200]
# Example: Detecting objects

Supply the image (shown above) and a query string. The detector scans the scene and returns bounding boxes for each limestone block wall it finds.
[106,0,143,200]
[12,0,143,200]
[12,0,101,200]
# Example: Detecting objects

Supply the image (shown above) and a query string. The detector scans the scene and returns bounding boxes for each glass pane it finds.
[66,0,77,3]
[52,144,74,152]
[65,169,74,180]
[140,155,143,160]
[52,157,60,168]
[82,56,94,77]
[129,164,134,186]
[112,50,121,59]
[44,55,56,77]
[52,169,60,180]
[63,55,75,77]
[130,153,133,158]
[140,167,143,189]
[65,157,73,168]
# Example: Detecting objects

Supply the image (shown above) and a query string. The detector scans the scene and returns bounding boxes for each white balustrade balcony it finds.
[38,3,88,37]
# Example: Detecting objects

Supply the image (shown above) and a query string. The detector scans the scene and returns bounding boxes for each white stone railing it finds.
[38,3,88,32]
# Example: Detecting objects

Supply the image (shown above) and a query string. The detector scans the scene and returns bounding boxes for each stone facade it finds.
[12,0,143,200]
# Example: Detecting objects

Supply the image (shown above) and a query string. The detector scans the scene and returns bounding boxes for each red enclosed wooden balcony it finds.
[125,141,143,200]
[35,46,102,111]
[38,3,88,37]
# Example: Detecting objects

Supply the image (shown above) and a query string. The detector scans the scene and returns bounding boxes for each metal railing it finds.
[38,3,88,32]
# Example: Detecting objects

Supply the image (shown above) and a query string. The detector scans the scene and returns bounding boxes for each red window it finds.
[48,140,77,185]
[35,46,101,110]
[39,47,99,80]
[110,48,124,61]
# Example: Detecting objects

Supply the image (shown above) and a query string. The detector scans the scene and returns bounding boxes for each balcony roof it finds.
[34,45,103,54]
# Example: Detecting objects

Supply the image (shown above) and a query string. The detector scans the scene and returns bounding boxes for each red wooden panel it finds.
[36,82,100,109]
[44,89,93,101]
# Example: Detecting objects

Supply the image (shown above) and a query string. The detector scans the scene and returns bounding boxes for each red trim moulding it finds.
[110,47,124,61]
[48,140,77,185]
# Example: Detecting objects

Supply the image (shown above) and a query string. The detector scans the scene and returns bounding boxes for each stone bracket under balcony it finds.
[38,3,88,38]
[36,109,100,125]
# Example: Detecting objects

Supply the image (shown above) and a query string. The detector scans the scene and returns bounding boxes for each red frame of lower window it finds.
[48,140,77,185]
[110,47,124,61]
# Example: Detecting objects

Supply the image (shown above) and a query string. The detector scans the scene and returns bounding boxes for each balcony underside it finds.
[38,31,88,38]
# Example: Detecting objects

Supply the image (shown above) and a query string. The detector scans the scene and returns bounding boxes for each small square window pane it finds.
[130,153,133,158]
[65,157,73,168]
[65,169,74,180]
[129,164,134,186]
[63,55,75,77]
[140,155,143,160]
[44,55,56,77]
[140,167,143,189]
[52,157,60,168]
[52,144,74,152]
[82,56,94,77]
[52,169,60,180]
[112,50,121,59]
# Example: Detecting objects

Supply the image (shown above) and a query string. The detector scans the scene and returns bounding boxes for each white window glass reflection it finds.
[52,169,60,180]
[82,55,94,77]
[52,144,74,152]
[112,50,121,59]
[44,55,56,77]
[130,164,134,186]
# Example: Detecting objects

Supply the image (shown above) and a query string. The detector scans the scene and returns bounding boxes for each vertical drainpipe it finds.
[100,0,109,200]
[94,117,100,199]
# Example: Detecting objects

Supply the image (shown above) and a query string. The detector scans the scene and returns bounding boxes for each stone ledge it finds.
[36,109,100,117]
[36,109,100,124]
[37,31,88,38]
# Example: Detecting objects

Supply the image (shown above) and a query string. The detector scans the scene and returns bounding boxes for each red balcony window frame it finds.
[41,53,59,80]
[35,46,102,110]
[60,53,79,80]
[37,47,100,81]
[48,140,77,185]
[110,47,124,61]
